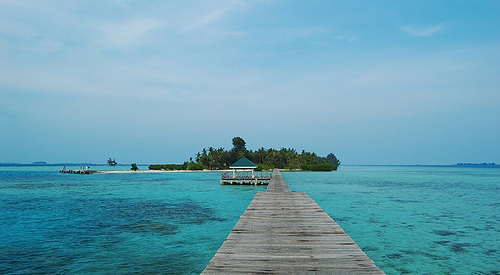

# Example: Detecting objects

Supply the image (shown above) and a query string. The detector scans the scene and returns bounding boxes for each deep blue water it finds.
[0,166,498,274]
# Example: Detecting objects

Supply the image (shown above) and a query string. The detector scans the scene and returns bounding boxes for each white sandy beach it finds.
[98,169,232,174]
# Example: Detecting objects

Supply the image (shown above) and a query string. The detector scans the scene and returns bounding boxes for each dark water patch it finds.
[172,201,227,224]
[333,217,350,222]
[191,178,215,182]
[98,199,228,234]
[0,245,75,274]
[450,242,475,253]
[385,253,402,259]
[361,246,379,252]
[0,241,205,274]
[123,248,207,274]
[401,250,449,260]
[2,197,59,213]
[422,252,449,261]
[433,230,457,236]
[435,240,451,245]
[104,199,227,226]
[0,196,227,273]
[437,212,454,218]
[352,200,369,206]
[463,225,482,230]
[120,177,174,183]
[472,271,498,275]
[0,182,92,190]
[396,268,412,274]
[5,197,226,253]
[121,222,178,236]
[0,172,60,182]
[371,180,405,188]
[392,199,421,203]
[483,221,498,231]
[401,250,417,255]
[484,249,497,256]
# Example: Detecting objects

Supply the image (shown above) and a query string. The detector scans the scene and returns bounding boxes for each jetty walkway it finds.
[59,169,97,174]
[203,169,383,274]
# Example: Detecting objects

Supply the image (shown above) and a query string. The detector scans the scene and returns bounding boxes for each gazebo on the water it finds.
[221,157,271,185]
[229,157,257,178]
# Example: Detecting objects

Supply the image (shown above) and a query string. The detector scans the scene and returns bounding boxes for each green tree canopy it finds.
[232,136,246,151]
[107,158,117,170]
[190,138,340,171]
[326,153,340,166]
[148,137,341,171]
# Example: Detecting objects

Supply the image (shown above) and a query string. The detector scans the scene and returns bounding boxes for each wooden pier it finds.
[203,169,384,274]
[59,169,97,174]
[221,173,272,185]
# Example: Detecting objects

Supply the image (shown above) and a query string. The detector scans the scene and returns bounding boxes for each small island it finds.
[456,162,497,166]
[149,137,340,172]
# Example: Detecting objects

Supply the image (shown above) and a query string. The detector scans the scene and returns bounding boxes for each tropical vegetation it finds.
[149,137,340,171]
[107,158,117,170]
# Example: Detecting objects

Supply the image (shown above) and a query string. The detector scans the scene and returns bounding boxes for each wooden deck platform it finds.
[59,169,97,174]
[221,173,272,185]
[203,169,384,274]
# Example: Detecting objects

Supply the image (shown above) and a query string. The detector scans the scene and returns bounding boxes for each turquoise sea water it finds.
[0,166,498,274]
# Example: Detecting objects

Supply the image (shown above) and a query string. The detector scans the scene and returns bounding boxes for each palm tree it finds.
[107,158,117,170]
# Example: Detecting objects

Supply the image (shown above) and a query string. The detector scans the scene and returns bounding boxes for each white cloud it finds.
[111,0,128,9]
[31,39,63,53]
[400,24,444,37]
[183,1,246,31]
[0,17,37,39]
[97,18,164,50]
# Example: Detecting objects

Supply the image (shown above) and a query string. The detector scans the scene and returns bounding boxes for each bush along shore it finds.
[149,137,340,172]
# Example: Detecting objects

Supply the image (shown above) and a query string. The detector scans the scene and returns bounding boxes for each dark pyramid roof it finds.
[230,157,257,168]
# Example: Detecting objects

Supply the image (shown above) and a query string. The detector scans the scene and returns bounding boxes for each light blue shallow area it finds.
[0,166,498,274]
[284,166,500,275]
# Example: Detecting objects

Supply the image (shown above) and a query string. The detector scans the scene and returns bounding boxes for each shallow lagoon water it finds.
[0,166,498,274]
[0,166,265,274]
[284,166,500,274]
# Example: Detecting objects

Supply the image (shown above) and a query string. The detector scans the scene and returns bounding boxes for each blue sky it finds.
[1,0,499,165]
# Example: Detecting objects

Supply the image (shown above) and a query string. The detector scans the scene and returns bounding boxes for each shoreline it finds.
[97,169,294,174]
[98,169,232,174]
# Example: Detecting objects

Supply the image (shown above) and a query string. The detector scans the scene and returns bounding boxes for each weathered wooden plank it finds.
[216,245,368,251]
[203,269,384,275]
[203,266,383,275]
[265,170,292,193]
[203,269,383,275]
[202,169,384,274]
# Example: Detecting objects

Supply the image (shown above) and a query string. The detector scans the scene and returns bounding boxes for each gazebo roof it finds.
[230,157,257,169]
